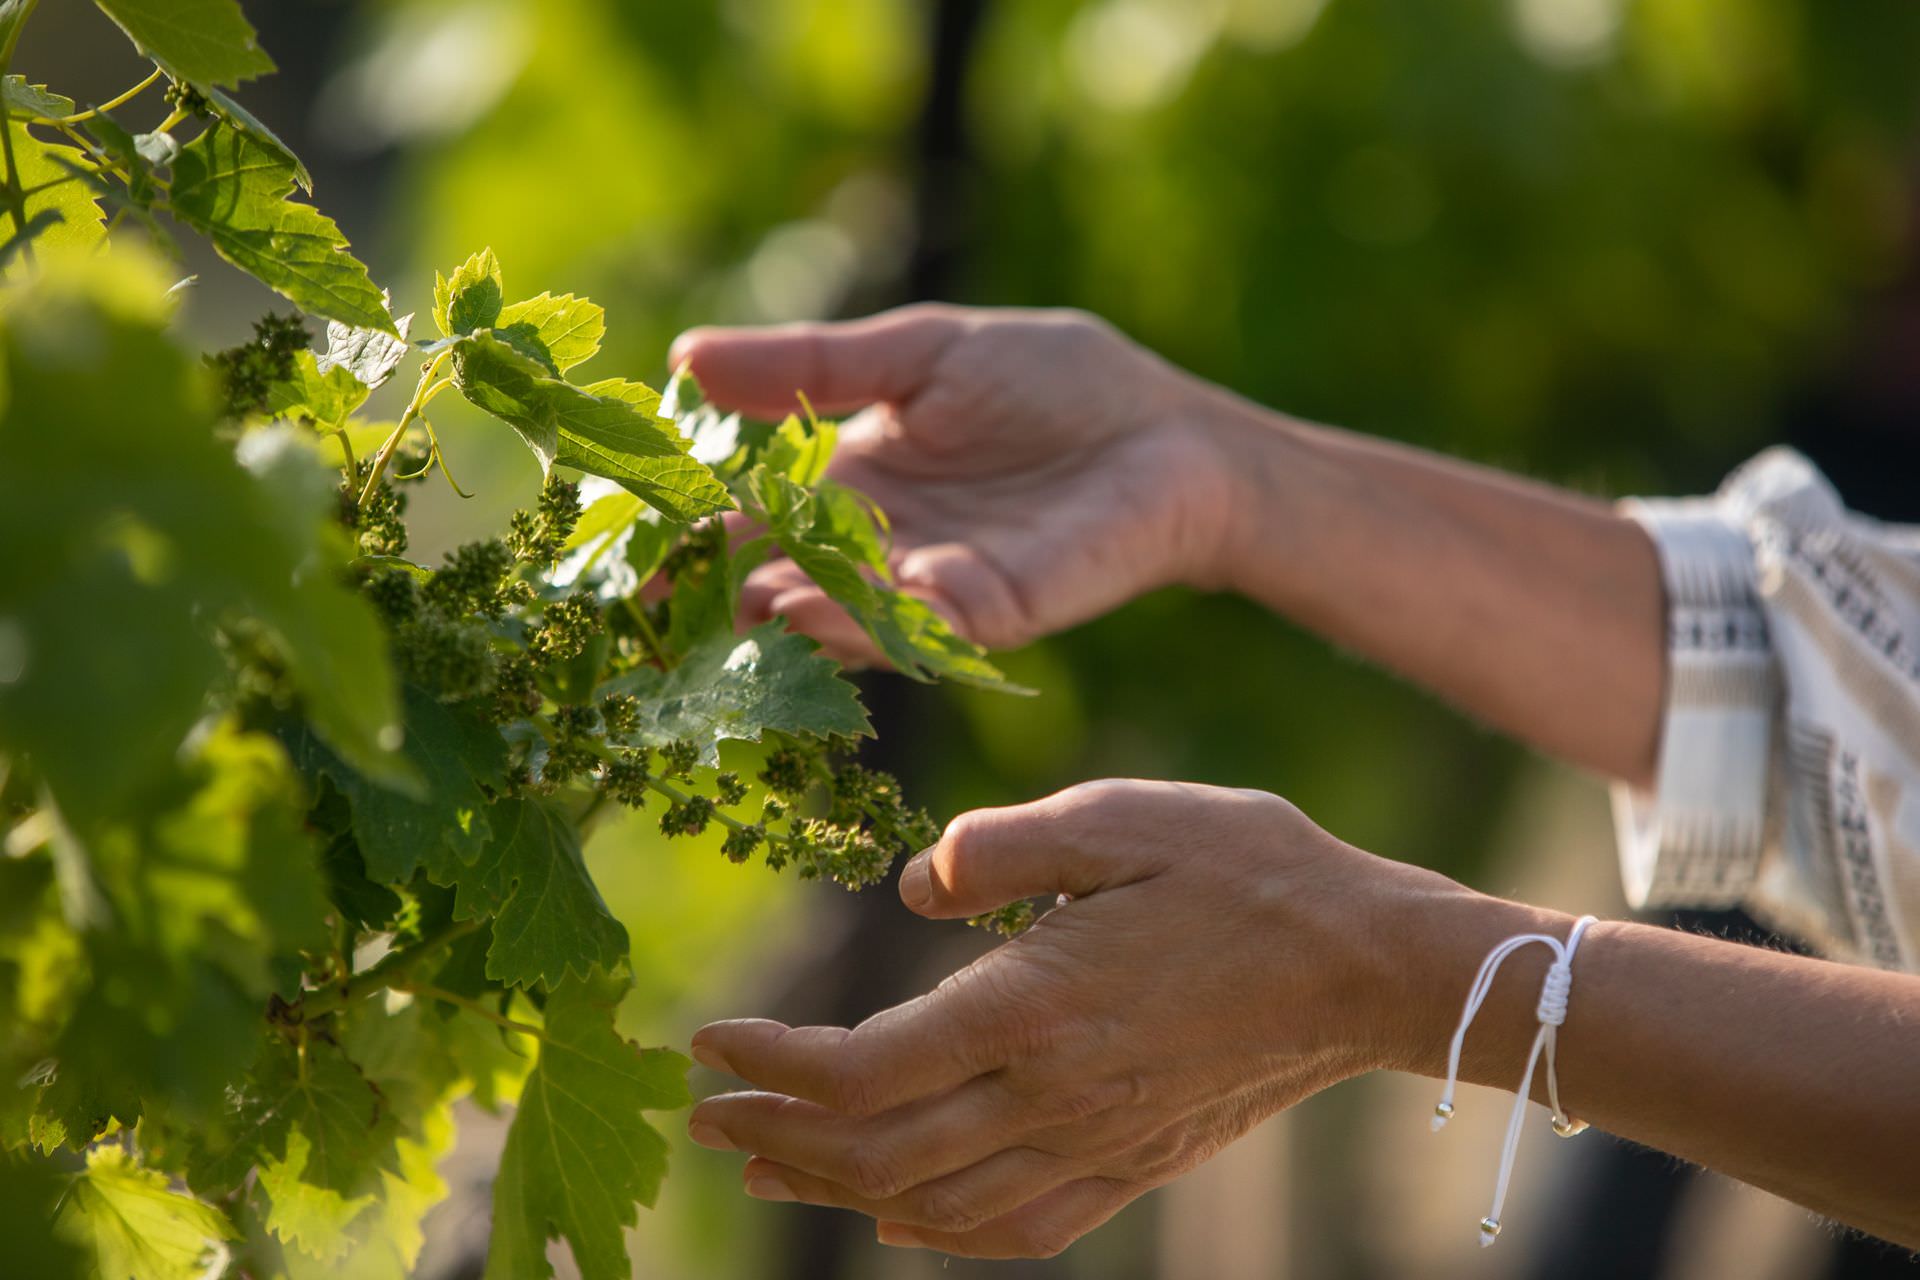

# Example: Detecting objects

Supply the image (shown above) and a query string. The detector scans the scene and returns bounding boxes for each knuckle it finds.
[1022,1221,1082,1260]
[1137,1126,1188,1174]
[895,300,958,325]
[1060,1115,1141,1163]
[939,811,984,864]
[1036,1076,1127,1126]
[912,1183,987,1234]
[843,1139,908,1200]
[1045,306,1115,344]
[1060,777,1126,807]
[1048,1089,1105,1126]
[1049,778,1147,832]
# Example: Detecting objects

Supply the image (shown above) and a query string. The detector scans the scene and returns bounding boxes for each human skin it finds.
[669,308,1920,1257]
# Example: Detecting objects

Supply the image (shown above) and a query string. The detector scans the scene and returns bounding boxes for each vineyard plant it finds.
[0,2,1025,1276]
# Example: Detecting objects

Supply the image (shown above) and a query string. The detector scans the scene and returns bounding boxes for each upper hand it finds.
[685,779,1438,1259]
[669,306,1241,659]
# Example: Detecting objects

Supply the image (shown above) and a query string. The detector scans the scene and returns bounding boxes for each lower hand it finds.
[686,779,1463,1258]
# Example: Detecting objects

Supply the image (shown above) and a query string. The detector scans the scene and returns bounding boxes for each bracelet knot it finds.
[1535,960,1573,1026]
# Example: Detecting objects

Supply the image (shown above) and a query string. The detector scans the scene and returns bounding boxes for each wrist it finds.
[1358,870,1576,1080]
[1166,382,1324,598]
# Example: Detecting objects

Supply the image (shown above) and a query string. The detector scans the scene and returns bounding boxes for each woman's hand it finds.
[670,307,1242,658]
[685,780,1479,1259]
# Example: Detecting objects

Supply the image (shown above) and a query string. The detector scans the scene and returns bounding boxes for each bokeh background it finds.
[20,0,1920,1276]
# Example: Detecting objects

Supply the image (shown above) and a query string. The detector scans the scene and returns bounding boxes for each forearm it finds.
[1189,390,1666,786]
[1373,878,1920,1247]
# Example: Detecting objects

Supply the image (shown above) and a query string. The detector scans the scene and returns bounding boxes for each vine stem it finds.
[49,119,106,159]
[29,65,162,125]
[358,349,453,510]
[423,415,474,498]
[642,771,762,838]
[399,981,547,1042]
[331,424,358,483]
[0,0,45,270]
[294,915,484,1022]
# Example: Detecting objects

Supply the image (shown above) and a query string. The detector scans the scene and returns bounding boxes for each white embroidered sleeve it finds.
[1612,448,1920,971]
[1610,498,1777,910]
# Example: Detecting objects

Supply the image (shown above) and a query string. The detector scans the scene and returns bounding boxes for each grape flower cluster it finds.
[206,313,310,420]
[331,474,956,899]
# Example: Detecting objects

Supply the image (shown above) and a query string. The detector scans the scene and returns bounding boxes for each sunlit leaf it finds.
[170,125,395,333]
[607,620,872,766]
[453,334,732,522]
[484,982,689,1280]
[433,246,503,338]
[57,1148,235,1280]
[93,0,274,87]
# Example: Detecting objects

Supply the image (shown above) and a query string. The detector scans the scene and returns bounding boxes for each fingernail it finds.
[745,1173,796,1203]
[877,1222,925,1248]
[690,1043,732,1074]
[898,851,933,910]
[687,1121,735,1151]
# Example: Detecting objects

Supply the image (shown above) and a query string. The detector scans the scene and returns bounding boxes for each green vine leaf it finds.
[451,333,733,522]
[55,1147,237,1280]
[280,685,504,885]
[267,1104,455,1280]
[610,620,872,766]
[1,123,106,265]
[751,469,1028,693]
[318,308,414,389]
[448,798,629,992]
[200,83,311,192]
[432,246,503,338]
[267,348,370,429]
[92,0,275,88]
[761,411,838,486]
[1,76,74,117]
[484,982,691,1280]
[169,124,396,333]
[193,1037,398,1261]
[496,291,606,375]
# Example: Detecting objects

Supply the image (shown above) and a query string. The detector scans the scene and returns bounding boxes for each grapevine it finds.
[0,4,1028,1278]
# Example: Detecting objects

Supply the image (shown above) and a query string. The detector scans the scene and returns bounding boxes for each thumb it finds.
[896,784,1163,920]
[669,305,964,420]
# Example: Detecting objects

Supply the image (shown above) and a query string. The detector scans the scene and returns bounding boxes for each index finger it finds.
[670,305,964,419]
[691,975,1011,1117]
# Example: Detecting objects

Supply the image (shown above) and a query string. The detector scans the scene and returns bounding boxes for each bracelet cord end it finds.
[1429,915,1599,1249]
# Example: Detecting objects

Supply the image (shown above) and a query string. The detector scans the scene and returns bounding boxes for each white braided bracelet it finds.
[1430,914,1599,1247]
